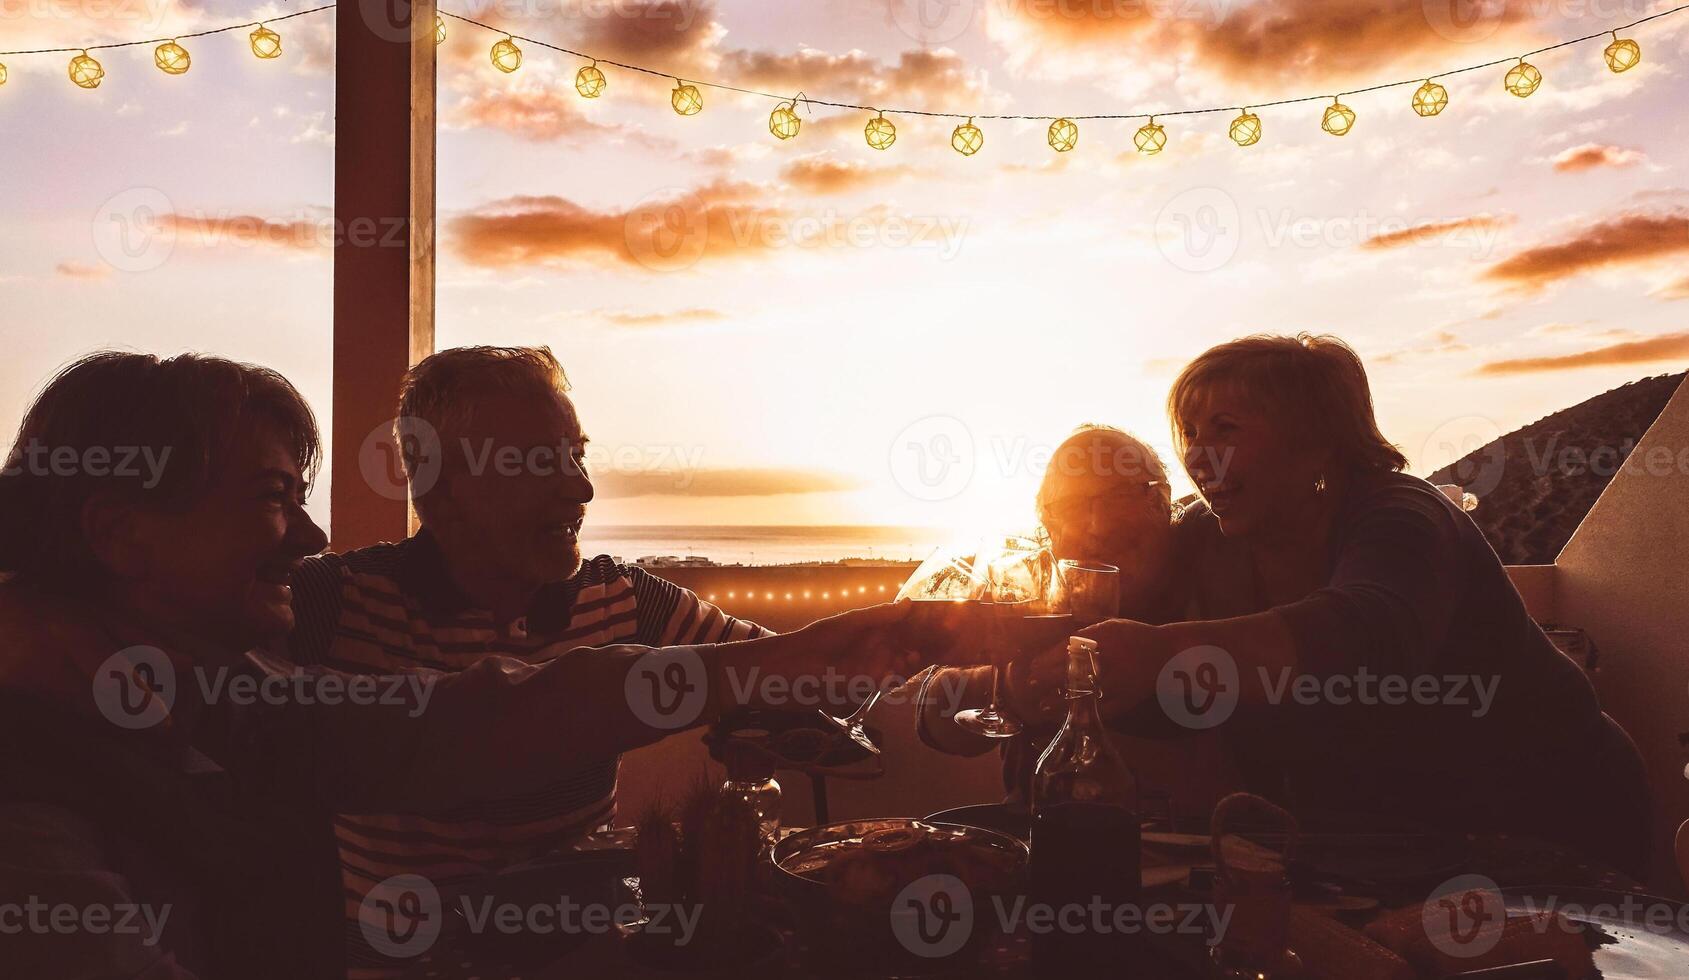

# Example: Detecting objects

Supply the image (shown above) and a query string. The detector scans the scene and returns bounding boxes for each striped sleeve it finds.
[286,553,349,666]
[626,566,771,645]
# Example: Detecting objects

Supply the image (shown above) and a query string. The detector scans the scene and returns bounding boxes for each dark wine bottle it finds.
[1028,636,1141,968]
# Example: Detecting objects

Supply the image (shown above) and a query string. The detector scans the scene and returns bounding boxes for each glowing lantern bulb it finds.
[865,111,896,150]
[769,100,801,140]
[1229,109,1261,146]
[671,80,703,115]
[1605,34,1640,73]
[951,117,983,156]
[250,24,282,59]
[1505,59,1541,97]
[1134,118,1166,155]
[1412,80,1448,117]
[491,37,522,73]
[575,63,606,98]
[1322,98,1356,136]
[154,40,190,75]
[69,51,104,89]
[1047,117,1078,152]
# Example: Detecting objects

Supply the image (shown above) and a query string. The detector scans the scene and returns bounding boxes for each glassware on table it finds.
[719,742,782,851]
[1208,793,1301,979]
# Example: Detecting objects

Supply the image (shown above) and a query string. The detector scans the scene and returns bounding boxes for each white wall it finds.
[1556,375,1689,893]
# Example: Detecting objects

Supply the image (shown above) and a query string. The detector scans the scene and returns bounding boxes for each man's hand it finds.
[794,600,1012,690]
[1002,649,1066,726]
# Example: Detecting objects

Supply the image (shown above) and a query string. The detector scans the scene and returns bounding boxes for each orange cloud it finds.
[1374,330,1468,364]
[54,261,109,280]
[161,213,327,251]
[780,155,915,193]
[1483,211,1689,289]
[987,0,1541,85]
[1475,331,1689,375]
[1658,277,1689,301]
[723,46,990,111]
[449,180,790,270]
[567,0,725,73]
[1552,144,1646,173]
[599,308,727,325]
[446,85,670,146]
[1360,214,1512,251]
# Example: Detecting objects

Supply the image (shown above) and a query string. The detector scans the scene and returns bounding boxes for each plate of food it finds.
[772,818,1027,975]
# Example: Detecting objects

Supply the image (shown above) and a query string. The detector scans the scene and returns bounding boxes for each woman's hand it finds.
[1013,619,1173,722]
[1075,618,1175,712]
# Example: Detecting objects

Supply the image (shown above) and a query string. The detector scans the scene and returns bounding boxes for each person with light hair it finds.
[285,345,994,976]
[0,351,990,979]
[916,424,1250,816]
[1060,334,1649,875]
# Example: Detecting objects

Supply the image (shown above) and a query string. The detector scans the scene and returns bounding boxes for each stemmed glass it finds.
[1056,560,1120,628]
[954,544,1059,739]
[824,547,990,754]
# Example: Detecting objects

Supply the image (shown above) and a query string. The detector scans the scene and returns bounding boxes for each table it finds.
[405,832,1645,979]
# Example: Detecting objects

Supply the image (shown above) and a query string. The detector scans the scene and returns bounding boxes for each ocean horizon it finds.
[578,524,953,566]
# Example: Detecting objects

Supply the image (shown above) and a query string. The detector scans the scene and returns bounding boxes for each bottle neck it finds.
[1061,687,1106,731]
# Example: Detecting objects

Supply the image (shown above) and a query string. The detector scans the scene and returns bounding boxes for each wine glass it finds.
[1056,560,1119,628]
[825,547,993,752]
[953,544,1055,739]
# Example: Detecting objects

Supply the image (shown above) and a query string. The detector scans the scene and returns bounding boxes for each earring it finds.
[1314,474,1328,494]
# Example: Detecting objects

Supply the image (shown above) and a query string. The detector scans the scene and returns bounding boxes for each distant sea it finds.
[579,525,950,566]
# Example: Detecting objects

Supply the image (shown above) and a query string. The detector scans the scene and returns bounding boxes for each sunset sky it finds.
[3,0,1687,535]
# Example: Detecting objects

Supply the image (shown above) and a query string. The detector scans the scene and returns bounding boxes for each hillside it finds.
[1429,372,1684,564]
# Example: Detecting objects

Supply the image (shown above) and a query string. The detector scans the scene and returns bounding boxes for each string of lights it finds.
[1,1,1682,154]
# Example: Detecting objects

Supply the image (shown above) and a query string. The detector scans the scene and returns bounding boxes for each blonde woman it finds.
[1067,334,1648,875]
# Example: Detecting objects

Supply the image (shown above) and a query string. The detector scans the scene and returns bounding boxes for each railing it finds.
[647,563,920,632]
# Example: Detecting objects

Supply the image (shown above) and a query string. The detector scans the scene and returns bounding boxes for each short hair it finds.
[1168,333,1407,475]
[395,346,571,478]
[0,351,320,592]
[1035,424,1173,524]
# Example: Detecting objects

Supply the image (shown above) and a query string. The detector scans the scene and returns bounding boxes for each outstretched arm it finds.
[238,600,1001,812]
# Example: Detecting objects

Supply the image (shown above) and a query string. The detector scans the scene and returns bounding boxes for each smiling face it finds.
[1176,384,1329,540]
[1038,433,1175,617]
[427,386,594,590]
[123,418,329,652]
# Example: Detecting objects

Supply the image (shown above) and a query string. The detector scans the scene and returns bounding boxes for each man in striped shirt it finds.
[284,346,777,976]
